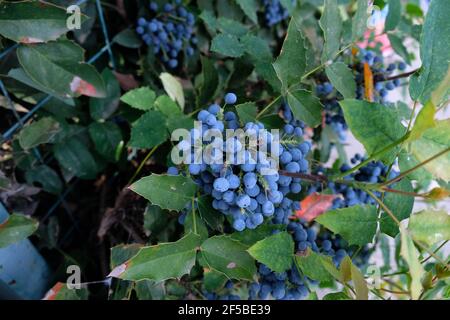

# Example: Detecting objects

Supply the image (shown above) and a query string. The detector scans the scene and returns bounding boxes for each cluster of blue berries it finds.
[249,222,348,300]
[262,0,289,26]
[168,93,312,232]
[136,1,196,69]
[354,50,406,102]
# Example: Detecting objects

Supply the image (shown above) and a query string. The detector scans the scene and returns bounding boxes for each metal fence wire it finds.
[0,0,116,244]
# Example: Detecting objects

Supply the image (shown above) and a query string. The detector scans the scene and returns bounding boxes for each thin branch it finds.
[381,69,418,82]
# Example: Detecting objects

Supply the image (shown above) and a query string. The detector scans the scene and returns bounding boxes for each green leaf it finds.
[184,209,208,240]
[130,174,197,211]
[409,1,450,103]
[235,0,258,23]
[18,117,60,149]
[380,178,414,237]
[400,225,425,300]
[319,0,342,62]
[0,213,38,248]
[387,33,411,65]
[197,195,224,231]
[430,65,450,106]
[110,243,143,268]
[89,69,121,120]
[17,40,106,98]
[322,291,351,300]
[53,137,99,179]
[201,235,256,280]
[231,224,282,246]
[351,0,369,41]
[409,210,450,246]
[113,28,142,48]
[204,269,228,292]
[154,95,182,117]
[273,19,307,91]
[351,263,368,300]
[340,99,405,162]
[408,120,450,181]
[129,111,168,149]
[120,87,156,111]
[44,282,88,300]
[325,62,356,99]
[248,232,294,273]
[295,249,334,284]
[88,122,122,160]
[196,57,219,107]
[211,33,245,58]
[110,233,202,281]
[160,73,185,110]
[316,205,378,246]
[408,101,436,142]
[217,17,248,36]
[241,34,272,63]
[0,1,71,43]
[385,0,401,32]
[287,89,323,128]
[199,10,218,33]
[235,102,257,124]
[25,165,63,194]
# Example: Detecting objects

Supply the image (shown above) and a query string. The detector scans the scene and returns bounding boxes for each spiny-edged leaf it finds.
[287,89,323,128]
[184,209,208,240]
[0,1,73,43]
[196,57,219,107]
[273,19,307,92]
[204,269,228,292]
[19,117,61,149]
[217,17,248,36]
[231,224,282,246]
[387,33,411,65]
[400,225,425,300]
[409,101,436,142]
[241,34,272,63]
[408,120,450,181]
[255,62,282,92]
[199,10,218,32]
[295,248,334,284]
[130,174,197,211]
[325,62,356,99]
[0,213,38,248]
[129,111,168,149]
[154,95,182,117]
[160,73,185,110]
[17,40,106,98]
[351,0,369,41]
[409,1,450,103]
[380,178,414,237]
[43,282,88,300]
[398,149,433,184]
[110,243,143,268]
[323,291,351,300]
[88,122,122,160]
[235,0,258,23]
[89,69,121,120]
[166,113,194,133]
[248,232,294,273]
[120,87,156,111]
[316,205,377,246]
[109,233,202,281]
[409,210,450,246]
[201,235,256,280]
[112,28,142,48]
[295,193,337,222]
[25,165,63,194]
[197,195,224,231]
[385,0,401,32]
[351,263,368,300]
[53,137,99,179]
[236,102,257,125]
[211,33,245,58]
[340,99,405,162]
[319,0,342,62]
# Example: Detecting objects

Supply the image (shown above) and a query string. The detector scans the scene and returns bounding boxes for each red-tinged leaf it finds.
[42,282,65,300]
[295,193,337,222]
[108,262,129,278]
[363,62,374,102]
[70,76,99,97]
[113,71,140,91]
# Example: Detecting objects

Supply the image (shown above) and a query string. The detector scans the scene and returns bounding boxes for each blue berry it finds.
[224,92,237,104]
